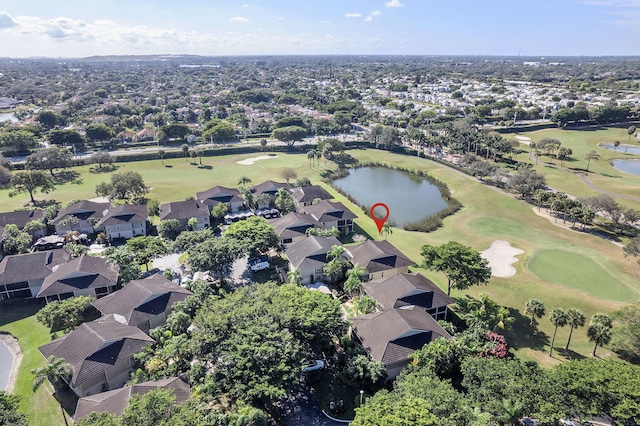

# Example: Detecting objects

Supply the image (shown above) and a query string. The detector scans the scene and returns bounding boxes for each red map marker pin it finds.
[370,203,390,234]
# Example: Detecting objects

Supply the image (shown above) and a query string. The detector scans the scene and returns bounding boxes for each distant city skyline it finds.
[0,0,639,58]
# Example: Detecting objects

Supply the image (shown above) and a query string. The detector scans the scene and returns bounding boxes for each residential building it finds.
[291,185,333,208]
[97,204,148,240]
[250,180,291,208]
[348,240,414,281]
[351,306,451,380]
[285,236,344,284]
[38,314,154,397]
[36,255,119,302]
[0,209,46,239]
[159,200,210,231]
[269,212,322,244]
[302,200,357,234]
[362,272,454,320]
[52,200,110,236]
[0,250,71,300]
[74,376,190,421]
[195,186,244,213]
[92,275,193,333]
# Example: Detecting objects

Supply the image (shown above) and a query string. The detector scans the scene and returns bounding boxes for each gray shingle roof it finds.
[74,376,190,420]
[92,275,192,327]
[302,200,358,223]
[38,314,154,388]
[37,255,119,298]
[351,307,451,366]
[348,240,414,275]
[269,212,322,241]
[362,272,454,311]
[159,200,208,221]
[195,186,243,207]
[251,180,291,196]
[0,250,71,285]
[97,204,148,227]
[285,236,343,270]
[0,209,45,237]
[52,200,110,225]
[291,185,332,204]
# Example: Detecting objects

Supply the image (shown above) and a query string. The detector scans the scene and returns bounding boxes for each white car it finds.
[302,360,325,372]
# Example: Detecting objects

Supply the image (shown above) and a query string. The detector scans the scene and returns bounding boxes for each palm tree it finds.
[307,149,316,168]
[237,175,252,187]
[181,144,189,162]
[158,149,165,165]
[565,308,586,350]
[549,308,568,356]
[344,264,365,296]
[584,150,600,172]
[493,306,515,331]
[327,244,344,261]
[32,356,71,393]
[524,299,545,329]
[588,321,612,357]
[381,222,393,240]
[287,269,302,286]
[197,148,204,165]
[613,140,620,152]
[496,398,524,426]
[260,139,267,151]
[314,150,322,167]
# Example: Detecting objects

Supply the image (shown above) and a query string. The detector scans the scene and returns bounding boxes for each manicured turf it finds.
[528,249,637,302]
[0,303,72,426]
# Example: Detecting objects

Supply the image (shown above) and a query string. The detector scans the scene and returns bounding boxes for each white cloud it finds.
[364,16,373,22]
[242,3,251,8]
[345,13,362,18]
[230,16,249,22]
[371,10,382,16]
[385,0,404,7]
[0,11,18,29]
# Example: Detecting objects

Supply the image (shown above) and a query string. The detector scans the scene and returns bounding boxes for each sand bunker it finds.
[236,155,278,165]
[514,135,531,142]
[481,240,524,278]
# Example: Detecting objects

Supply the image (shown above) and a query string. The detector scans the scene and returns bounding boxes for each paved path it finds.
[152,253,184,275]
[577,172,640,203]
[280,386,344,426]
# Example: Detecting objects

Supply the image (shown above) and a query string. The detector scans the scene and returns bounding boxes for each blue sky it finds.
[0,0,638,57]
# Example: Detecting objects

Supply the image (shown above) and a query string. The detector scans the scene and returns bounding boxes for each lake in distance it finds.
[332,167,448,227]
[612,159,640,176]
[0,340,14,391]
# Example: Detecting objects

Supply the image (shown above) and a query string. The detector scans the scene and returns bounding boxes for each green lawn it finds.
[2,145,640,369]
[528,249,638,302]
[0,302,72,426]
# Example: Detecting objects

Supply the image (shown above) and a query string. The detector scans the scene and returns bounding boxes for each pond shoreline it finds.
[0,332,22,393]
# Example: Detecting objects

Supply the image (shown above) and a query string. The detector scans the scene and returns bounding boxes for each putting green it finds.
[528,249,637,302]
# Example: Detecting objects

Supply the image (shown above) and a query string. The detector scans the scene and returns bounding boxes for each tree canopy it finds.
[223,216,279,256]
[96,170,148,201]
[9,170,55,203]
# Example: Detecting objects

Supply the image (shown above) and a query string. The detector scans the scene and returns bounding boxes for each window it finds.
[6,282,29,291]
[283,238,293,244]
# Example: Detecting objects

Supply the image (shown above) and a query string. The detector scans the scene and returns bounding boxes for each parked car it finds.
[249,256,269,272]
[302,360,325,372]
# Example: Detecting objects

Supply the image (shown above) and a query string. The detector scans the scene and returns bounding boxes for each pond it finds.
[601,144,640,155]
[612,159,640,176]
[332,166,448,227]
[0,340,14,391]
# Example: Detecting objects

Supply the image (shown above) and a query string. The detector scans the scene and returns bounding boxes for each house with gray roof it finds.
[97,204,147,240]
[159,200,210,231]
[36,255,119,302]
[351,306,451,380]
[195,186,244,213]
[285,236,345,284]
[362,272,454,321]
[291,185,333,208]
[52,200,110,236]
[38,314,154,397]
[302,200,357,235]
[92,275,193,333]
[74,376,190,421]
[0,209,46,240]
[251,180,291,209]
[269,212,322,245]
[0,250,71,300]
[348,240,414,281]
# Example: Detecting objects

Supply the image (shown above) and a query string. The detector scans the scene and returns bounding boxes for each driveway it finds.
[280,386,345,426]
[229,256,254,288]
[152,252,184,275]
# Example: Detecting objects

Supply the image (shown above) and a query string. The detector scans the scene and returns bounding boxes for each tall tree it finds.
[588,313,613,357]
[274,187,296,213]
[9,170,56,204]
[565,308,586,351]
[611,302,640,363]
[584,150,600,172]
[549,308,568,356]
[96,170,148,201]
[187,236,243,277]
[420,241,491,296]
[224,216,279,256]
[126,236,167,271]
[32,356,71,393]
[25,147,73,177]
[628,126,637,141]
[524,299,546,328]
